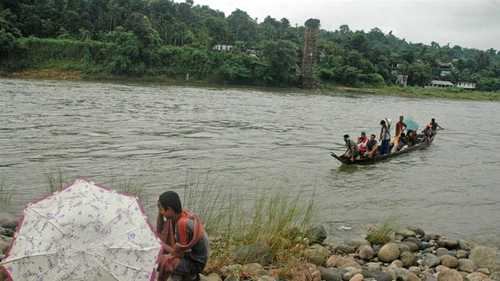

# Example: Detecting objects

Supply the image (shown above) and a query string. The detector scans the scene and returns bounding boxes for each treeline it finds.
[1,0,499,90]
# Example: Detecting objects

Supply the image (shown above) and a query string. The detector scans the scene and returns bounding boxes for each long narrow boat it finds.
[330,135,435,165]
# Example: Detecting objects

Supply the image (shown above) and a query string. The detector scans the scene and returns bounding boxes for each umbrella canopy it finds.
[0,178,161,281]
[405,117,420,131]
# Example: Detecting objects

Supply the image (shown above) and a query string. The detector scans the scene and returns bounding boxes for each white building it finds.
[456,82,476,90]
[429,80,454,88]
[213,44,233,52]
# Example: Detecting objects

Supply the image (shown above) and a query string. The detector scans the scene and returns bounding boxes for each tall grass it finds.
[365,218,399,245]
[0,179,13,207]
[181,173,316,269]
[46,169,67,193]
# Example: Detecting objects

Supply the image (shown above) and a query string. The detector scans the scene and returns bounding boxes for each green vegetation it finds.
[0,179,13,207]
[1,0,499,93]
[365,219,399,245]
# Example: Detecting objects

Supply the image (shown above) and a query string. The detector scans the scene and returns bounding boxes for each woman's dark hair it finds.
[159,191,182,214]
[380,120,386,125]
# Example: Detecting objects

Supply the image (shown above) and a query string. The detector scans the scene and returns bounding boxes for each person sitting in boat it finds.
[343,134,359,161]
[423,125,433,141]
[395,115,407,138]
[407,130,418,146]
[365,134,379,158]
[379,120,391,155]
[396,132,409,151]
[357,132,369,155]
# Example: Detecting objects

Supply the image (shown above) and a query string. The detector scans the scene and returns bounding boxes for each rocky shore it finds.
[1,212,498,281]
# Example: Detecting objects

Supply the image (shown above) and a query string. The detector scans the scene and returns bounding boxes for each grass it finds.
[180,173,316,274]
[0,179,13,207]
[321,84,500,101]
[365,218,399,245]
[46,169,67,193]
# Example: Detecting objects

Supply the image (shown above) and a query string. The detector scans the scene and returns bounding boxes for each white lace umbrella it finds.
[0,178,161,281]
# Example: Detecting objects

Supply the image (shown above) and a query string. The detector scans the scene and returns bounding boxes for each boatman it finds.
[379,120,391,155]
[395,115,407,137]
[156,191,209,281]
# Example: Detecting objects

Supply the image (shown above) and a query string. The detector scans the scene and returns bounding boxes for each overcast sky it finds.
[193,0,500,50]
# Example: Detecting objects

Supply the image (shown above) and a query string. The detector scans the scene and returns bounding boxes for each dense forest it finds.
[1,0,499,90]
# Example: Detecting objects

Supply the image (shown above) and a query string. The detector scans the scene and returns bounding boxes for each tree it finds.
[227,9,257,45]
[259,40,297,85]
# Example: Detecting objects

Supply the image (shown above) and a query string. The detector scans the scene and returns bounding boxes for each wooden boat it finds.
[330,135,435,165]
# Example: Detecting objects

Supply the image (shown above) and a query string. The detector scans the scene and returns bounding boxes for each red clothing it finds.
[357,136,368,154]
[395,121,406,137]
[156,209,205,281]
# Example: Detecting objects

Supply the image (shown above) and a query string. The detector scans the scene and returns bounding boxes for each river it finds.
[1,78,499,244]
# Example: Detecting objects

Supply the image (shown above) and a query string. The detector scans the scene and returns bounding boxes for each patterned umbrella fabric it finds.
[0,178,161,281]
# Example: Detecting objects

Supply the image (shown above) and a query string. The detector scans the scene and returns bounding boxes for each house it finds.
[213,44,233,52]
[456,82,476,90]
[429,80,454,88]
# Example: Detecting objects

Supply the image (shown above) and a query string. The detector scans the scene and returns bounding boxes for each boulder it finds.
[201,273,223,281]
[470,246,497,270]
[306,225,328,244]
[342,267,362,281]
[358,245,375,260]
[405,242,421,253]
[477,268,491,275]
[436,248,450,257]
[397,228,417,238]
[391,260,403,268]
[456,250,468,259]
[241,263,266,277]
[401,251,417,268]
[437,269,463,281]
[440,255,459,268]
[489,272,500,281]
[364,271,392,281]
[436,265,450,273]
[335,257,361,269]
[465,272,491,281]
[232,242,273,265]
[422,253,441,267]
[304,244,330,266]
[407,271,423,281]
[349,273,363,281]
[365,262,381,272]
[457,259,475,273]
[378,243,401,263]
[458,240,475,251]
[319,266,343,281]
[335,244,357,255]
[327,255,338,267]
[438,240,459,250]
[407,226,426,237]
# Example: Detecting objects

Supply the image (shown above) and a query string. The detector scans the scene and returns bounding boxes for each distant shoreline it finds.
[2,69,500,102]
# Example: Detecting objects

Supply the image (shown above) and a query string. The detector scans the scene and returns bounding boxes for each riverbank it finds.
[2,69,499,102]
[1,211,499,281]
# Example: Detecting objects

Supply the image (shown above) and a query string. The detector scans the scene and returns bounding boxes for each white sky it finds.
[193,0,500,50]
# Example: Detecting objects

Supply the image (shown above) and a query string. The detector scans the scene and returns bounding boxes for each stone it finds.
[232,242,273,265]
[319,266,343,281]
[293,263,322,281]
[257,276,276,281]
[241,263,266,277]
[437,248,450,257]
[0,213,17,230]
[201,273,223,281]
[405,242,420,253]
[407,271,423,281]
[349,273,363,281]
[306,225,328,244]
[391,260,403,268]
[422,254,441,268]
[224,275,239,281]
[477,268,491,275]
[470,246,497,270]
[409,266,421,274]
[489,272,500,281]
[407,226,426,237]
[421,242,431,250]
[397,228,417,238]
[465,272,491,281]
[358,245,375,260]
[367,271,392,281]
[441,256,459,268]
[437,269,463,281]
[335,244,357,255]
[399,243,412,253]
[365,262,381,272]
[304,244,330,266]
[342,267,362,281]
[436,265,450,273]
[327,255,338,267]
[221,264,242,277]
[401,251,417,268]
[456,250,468,259]
[458,240,475,251]
[438,240,459,250]
[457,259,475,273]
[335,257,361,269]
[378,243,401,263]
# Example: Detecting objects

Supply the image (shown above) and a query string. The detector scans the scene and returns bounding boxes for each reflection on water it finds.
[1,78,500,245]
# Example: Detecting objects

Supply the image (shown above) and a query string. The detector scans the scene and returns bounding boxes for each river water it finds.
[1,78,500,244]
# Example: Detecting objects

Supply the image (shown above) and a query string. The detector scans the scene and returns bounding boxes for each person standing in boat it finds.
[395,115,407,137]
[343,134,359,161]
[379,120,391,155]
[429,118,443,133]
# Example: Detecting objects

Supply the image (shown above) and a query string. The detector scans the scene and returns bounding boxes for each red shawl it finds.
[156,209,205,280]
